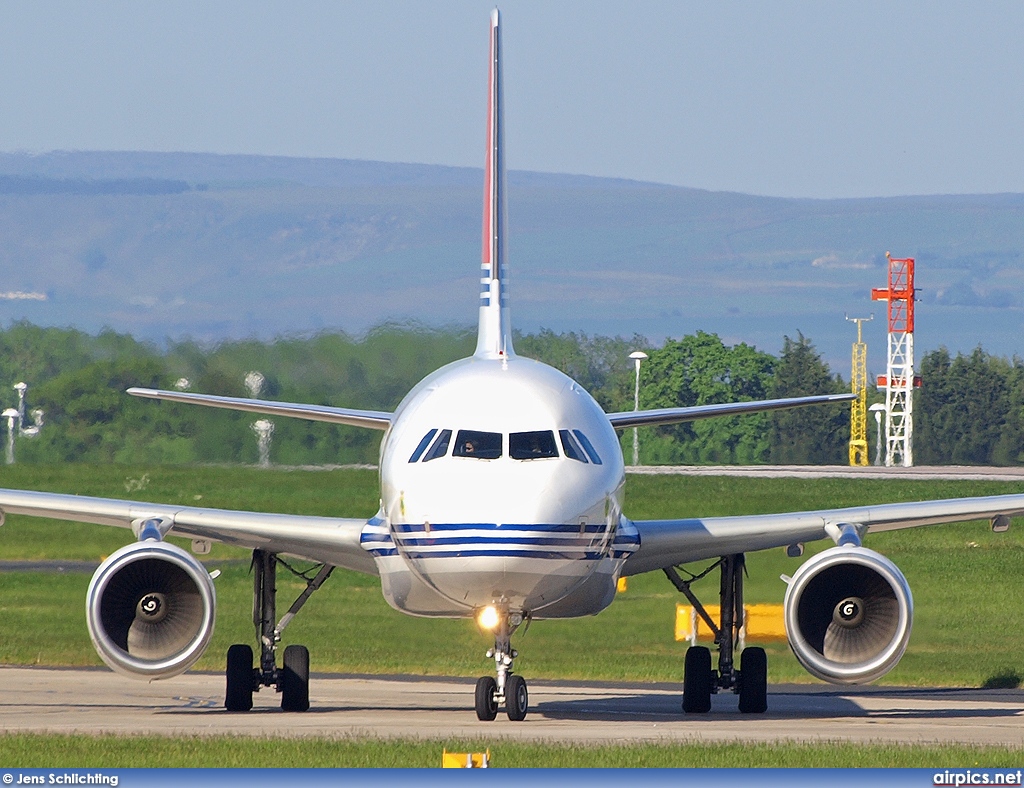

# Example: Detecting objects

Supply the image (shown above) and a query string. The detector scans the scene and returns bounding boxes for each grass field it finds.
[2,734,1024,768]
[2,465,1024,767]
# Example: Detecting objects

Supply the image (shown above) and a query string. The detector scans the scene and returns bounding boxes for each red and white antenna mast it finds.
[871,253,917,467]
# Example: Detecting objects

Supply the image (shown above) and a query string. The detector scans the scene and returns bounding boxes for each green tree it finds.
[917,347,1017,465]
[768,333,848,464]
[25,356,169,462]
[639,331,775,464]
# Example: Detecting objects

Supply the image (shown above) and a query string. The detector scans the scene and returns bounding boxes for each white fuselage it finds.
[361,354,637,619]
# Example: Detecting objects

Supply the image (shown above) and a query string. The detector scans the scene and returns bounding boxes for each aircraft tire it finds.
[475,676,498,721]
[682,646,713,714]
[281,644,310,712]
[738,646,768,714]
[225,644,254,712]
[505,674,528,721]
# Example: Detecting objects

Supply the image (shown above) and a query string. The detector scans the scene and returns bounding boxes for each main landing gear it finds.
[664,553,768,715]
[474,610,529,721]
[225,548,334,712]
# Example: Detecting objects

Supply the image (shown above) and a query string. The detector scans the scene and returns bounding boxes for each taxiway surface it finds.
[2,666,1022,745]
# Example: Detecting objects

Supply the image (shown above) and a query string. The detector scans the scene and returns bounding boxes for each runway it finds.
[2,666,1023,746]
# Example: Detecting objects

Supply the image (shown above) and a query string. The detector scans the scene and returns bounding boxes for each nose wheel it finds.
[474,609,528,721]
[505,674,528,721]
[474,676,498,720]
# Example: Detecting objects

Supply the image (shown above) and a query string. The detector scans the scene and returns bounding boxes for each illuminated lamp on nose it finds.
[477,605,501,631]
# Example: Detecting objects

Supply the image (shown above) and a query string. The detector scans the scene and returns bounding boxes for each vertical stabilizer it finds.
[475,8,514,359]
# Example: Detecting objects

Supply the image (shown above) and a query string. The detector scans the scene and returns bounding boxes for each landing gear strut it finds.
[475,611,528,721]
[665,553,768,714]
[224,548,334,712]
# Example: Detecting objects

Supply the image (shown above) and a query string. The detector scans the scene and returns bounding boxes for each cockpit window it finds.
[558,429,589,463]
[422,429,452,462]
[509,430,558,460]
[409,428,438,463]
[572,429,603,465]
[453,429,503,460]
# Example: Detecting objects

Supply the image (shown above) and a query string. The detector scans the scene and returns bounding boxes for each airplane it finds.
[3,8,1024,722]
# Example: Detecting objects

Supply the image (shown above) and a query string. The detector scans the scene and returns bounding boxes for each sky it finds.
[1,1,1024,199]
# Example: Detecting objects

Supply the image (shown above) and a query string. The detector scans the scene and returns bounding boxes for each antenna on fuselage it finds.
[475,7,515,360]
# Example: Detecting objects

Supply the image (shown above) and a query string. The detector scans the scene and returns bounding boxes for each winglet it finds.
[475,8,515,359]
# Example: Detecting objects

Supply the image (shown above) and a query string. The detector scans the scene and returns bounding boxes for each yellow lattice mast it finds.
[846,316,872,466]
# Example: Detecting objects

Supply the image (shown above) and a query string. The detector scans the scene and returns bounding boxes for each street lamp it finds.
[2,408,18,464]
[14,382,27,429]
[629,351,648,466]
[869,403,886,466]
[245,372,273,467]
[251,419,275,468]
[244,371,265,399]
[13,382,42,436]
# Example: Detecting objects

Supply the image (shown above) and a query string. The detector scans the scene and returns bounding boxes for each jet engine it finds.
[86,540,216,680]
[783,545,912,684]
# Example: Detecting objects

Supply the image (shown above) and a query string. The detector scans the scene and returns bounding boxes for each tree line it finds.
[0,320,1018,466]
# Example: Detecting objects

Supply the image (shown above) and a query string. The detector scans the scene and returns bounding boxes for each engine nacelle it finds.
[784,545,913,684]
[86,540,216,680]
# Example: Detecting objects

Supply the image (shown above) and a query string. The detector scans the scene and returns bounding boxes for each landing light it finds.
[477,605,501,631]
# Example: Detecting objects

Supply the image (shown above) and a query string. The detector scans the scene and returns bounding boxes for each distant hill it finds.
[0,150,1021,369]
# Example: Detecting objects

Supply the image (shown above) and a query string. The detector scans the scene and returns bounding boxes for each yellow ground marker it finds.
[442,749,491,768]
[675,603,787,647]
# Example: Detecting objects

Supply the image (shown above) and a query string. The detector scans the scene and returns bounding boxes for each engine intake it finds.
[783,545,912,684]
[86,540,216,680]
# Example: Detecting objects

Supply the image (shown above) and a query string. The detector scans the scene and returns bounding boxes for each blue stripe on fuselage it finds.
[401,549,608,560]
[391,522,606,533]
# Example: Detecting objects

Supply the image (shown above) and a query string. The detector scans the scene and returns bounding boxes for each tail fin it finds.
[475,8,514,359]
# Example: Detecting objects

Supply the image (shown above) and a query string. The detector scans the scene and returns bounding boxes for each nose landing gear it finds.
[474,609,528,721]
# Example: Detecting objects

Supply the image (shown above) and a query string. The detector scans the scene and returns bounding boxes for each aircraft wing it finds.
[0,488,377,575]
[607,393,855,429]
[622,492,1024,575]
[127,388,392,430]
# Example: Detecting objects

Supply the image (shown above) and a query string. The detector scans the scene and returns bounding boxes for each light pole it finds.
[251,419,275,468]
[245,372,274,467]
[869,403,886,466]
[244,371,265,399]
[629,351,648,466]
[13,382,42,436]
[14,382,27,430]
[2,408,18,464]
[23,409,43,438]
